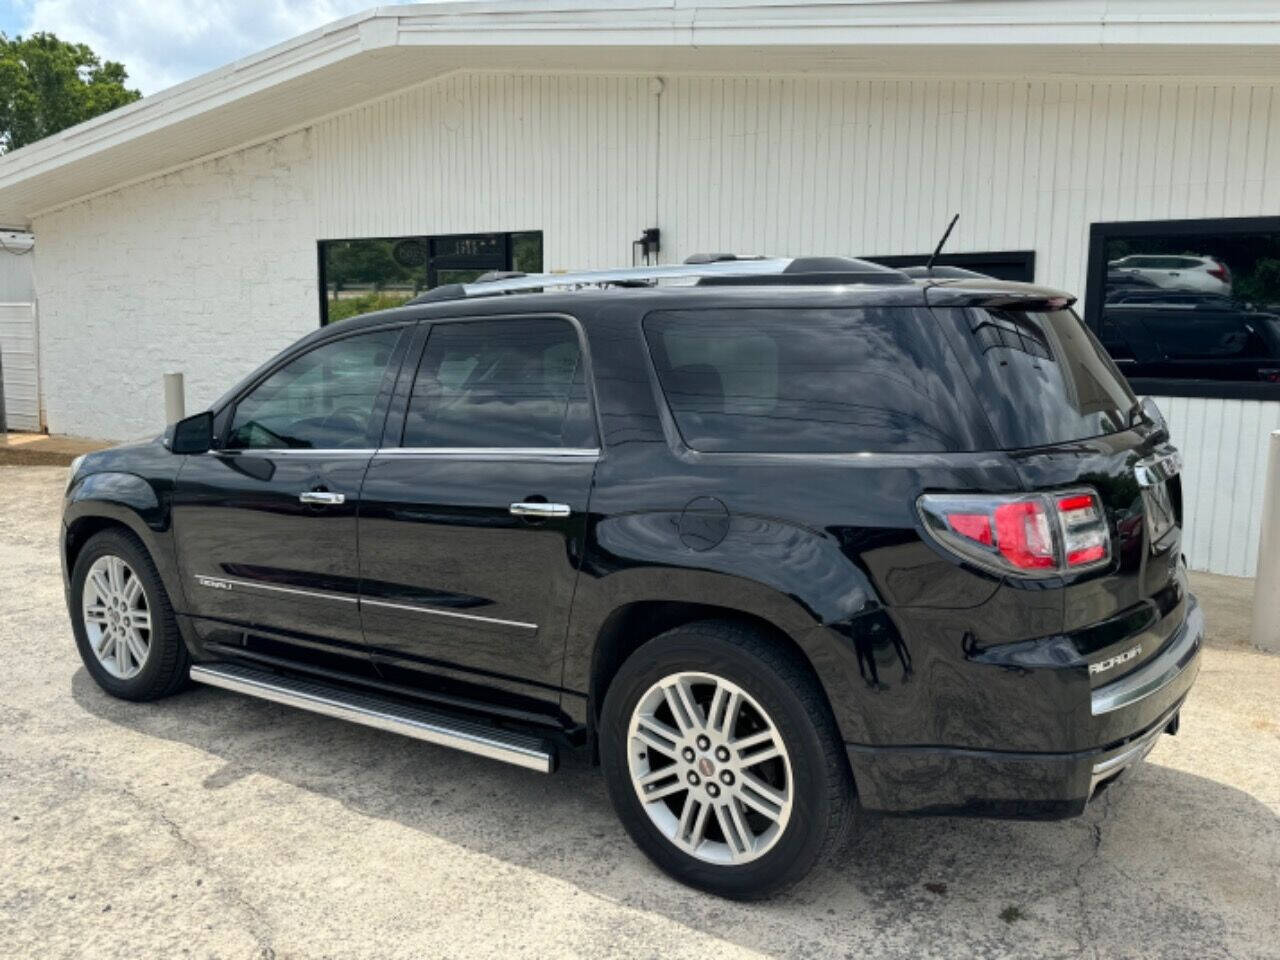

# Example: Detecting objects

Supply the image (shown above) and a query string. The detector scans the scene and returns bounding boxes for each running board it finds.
[190,662,556,773]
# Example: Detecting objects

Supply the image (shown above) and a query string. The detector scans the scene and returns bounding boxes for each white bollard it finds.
[164,372,186,424]
[1251,430,1280,653]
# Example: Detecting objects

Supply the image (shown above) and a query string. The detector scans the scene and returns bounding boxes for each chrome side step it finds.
[190,662,556,773]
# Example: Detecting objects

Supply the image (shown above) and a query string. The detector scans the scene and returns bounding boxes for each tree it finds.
[0,32,141,154]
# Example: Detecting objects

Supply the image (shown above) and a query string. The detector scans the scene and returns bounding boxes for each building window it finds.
[1084,217,1280,399]
[318,231,543,325]
[864,250,1035,283]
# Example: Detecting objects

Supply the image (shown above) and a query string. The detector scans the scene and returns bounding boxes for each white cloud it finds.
[17,0,420,95]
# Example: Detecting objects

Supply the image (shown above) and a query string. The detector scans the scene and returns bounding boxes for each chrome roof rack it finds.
[460,257,795,296]
[407,255,911,304]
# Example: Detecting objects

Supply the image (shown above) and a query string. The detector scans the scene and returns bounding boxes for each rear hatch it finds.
[927,294,1188,685]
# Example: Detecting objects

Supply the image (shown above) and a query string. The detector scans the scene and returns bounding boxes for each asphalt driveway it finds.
[2,465,1278,959]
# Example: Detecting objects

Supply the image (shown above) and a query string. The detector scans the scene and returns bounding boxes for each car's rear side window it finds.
[643,307,989,454]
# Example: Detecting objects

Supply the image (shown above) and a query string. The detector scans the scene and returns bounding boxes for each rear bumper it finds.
[847,597,1203,818]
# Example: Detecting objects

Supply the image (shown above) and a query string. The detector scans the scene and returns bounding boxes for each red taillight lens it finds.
[993,500,1056,569]
[920,488,1111,577]
[1208,262,1230,282]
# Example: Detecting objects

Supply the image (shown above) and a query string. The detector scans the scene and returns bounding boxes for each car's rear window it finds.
[932,306,1135,449]
[643,307,991,454]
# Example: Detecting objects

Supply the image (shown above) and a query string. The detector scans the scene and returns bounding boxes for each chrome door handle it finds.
[299,491,345,505]
[510,501,570,518]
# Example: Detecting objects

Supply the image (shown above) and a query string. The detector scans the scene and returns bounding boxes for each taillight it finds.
[918,489,1111,577]
[1208,261,1230,283]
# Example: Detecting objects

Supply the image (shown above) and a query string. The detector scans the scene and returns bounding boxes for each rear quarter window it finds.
[643,307,991,454]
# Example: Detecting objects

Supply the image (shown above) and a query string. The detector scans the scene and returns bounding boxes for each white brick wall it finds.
[33,131,317,439]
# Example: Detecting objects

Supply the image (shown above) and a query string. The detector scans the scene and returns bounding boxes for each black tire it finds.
[70,528,191,701]
[600,620,853,899]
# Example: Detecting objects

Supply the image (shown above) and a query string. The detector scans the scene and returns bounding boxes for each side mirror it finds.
[167,411,214,455]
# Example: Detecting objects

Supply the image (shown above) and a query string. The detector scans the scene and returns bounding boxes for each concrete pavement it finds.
[2,465,1278,959]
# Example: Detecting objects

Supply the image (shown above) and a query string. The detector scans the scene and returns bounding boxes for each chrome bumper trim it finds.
[1091,600,1203,717]
[1089,720,1167,793]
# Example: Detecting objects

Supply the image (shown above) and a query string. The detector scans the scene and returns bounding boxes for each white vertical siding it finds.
[0,302,41,431]
[1153,395,1280,577]
[314,74,659,270]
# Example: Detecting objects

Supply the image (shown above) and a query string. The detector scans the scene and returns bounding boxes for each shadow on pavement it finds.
[71,667,1280,958]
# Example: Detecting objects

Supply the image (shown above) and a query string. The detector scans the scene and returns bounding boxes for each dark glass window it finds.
[319,231,543,325]
[643,308,989,454]
[1086,217,1280,396]
[402,319,593,449]
[226,328,402,450]
[933,307,1135,449]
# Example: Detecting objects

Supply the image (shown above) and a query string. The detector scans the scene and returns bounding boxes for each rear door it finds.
[929,303,1188,682]
[173,324,409,670]
[356,315,598,721]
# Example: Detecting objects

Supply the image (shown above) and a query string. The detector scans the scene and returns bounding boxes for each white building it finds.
[1,0,1279,577]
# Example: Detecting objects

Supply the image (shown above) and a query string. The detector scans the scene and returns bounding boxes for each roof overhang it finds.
[3,0,1280,228]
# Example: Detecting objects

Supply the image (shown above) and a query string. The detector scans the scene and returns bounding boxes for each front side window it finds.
[225,328,403,450]
[644,307,990,454]
[401,318,594,449]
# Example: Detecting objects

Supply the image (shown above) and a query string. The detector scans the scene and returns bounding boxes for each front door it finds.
[173,324,409,670]
[357,316,598,721]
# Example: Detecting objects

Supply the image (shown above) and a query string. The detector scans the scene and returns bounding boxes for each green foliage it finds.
[326,292,413,324]
[0,32,141,153]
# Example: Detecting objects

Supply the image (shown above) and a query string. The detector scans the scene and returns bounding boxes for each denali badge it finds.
[1089,643,1142,676]
[196,576,233,591]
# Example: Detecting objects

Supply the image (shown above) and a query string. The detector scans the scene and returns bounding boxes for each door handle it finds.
[510,501,570,518]
[299,490,346,505]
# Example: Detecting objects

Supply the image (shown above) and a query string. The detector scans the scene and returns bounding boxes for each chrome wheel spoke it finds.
[738,772,787,821]
[128,609,151,632]
[122,575,143,606]
[662,679,703,734]
[124,631,148,667]
[633,717,681,758]
[677,796,711,848]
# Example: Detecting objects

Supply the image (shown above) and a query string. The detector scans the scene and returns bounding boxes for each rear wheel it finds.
[601,620,852,899]
[71,529,190,701]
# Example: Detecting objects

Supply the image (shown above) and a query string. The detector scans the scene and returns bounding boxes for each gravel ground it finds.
[2,464,1278,959]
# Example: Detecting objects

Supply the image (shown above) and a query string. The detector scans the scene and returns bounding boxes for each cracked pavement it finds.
[2,465,1279,959]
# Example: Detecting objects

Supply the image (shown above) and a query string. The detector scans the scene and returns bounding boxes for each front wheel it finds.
[70,528,190,701]
[600,620,853,899]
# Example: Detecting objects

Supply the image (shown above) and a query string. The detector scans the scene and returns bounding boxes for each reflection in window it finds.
[320,231,543,325]
[644,308,990,454]
[1089,219,1280,387]
[226,328,403,450]
[402,319,594,449]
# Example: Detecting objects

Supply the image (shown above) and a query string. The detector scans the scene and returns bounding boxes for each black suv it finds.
[62,256,1202,899]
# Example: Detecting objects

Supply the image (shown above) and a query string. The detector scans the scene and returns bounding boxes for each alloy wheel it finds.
[626,671,793,865]
[82,554,152,680]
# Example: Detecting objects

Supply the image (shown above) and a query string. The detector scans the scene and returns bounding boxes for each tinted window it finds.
[1090,218,1280,390]
[644,308,988,454]
[402,318,593,448]
[226,328,402,450]
[935,307,1134,448]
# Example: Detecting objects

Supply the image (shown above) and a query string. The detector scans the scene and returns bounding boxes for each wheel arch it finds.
[586,601,841,748]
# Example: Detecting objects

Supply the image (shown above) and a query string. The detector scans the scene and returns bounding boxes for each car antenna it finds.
[924,213,960,276]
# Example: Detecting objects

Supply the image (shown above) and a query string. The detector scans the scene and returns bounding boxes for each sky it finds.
[0,0,424,95]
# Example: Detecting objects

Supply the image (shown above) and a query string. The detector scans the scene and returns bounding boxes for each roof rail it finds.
[407,255,911,304]
[458,257,796,296]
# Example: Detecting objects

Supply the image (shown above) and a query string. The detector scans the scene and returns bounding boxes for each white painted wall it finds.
[34,132,317,439]
[31,70,1280,574]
